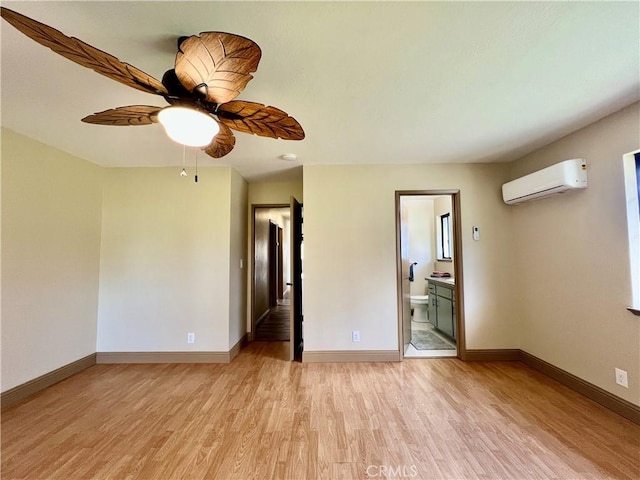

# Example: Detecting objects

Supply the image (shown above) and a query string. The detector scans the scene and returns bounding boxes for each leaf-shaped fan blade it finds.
[82,106,162,126]
[203,122,236,158]
[217,101,305,140]
[0,7,168,96]
[175,32,261,104]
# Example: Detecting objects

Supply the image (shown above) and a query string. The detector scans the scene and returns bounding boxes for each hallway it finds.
[254,297,290,342]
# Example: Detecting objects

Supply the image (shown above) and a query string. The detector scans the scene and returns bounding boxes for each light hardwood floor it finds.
[2,342,639,479]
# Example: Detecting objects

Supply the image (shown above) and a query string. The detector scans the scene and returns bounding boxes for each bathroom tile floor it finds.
[405,320,457,358]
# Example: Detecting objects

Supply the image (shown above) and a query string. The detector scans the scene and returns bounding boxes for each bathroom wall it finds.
[434,196,455,276]
[402,197,435,296]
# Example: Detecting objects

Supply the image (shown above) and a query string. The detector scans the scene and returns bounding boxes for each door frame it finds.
[289,196,303,361]
[394,190,466,360]
[250,204,289,340]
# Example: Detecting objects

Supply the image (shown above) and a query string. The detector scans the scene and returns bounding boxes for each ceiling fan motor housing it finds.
[161,69,191,98]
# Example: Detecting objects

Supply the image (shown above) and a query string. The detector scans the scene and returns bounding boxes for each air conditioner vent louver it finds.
[502,159,587,205]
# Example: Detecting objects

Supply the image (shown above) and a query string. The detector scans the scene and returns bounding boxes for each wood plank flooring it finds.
[2,342,639,479]
[254,299,290,342]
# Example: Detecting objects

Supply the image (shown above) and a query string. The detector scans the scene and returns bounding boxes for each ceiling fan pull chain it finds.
[180,144,187,177]
[194,149,199,183]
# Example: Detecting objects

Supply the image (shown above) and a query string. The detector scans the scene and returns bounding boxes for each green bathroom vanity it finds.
[427,278,456,341]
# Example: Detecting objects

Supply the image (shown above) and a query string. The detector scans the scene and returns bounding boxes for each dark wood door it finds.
[277,227,284,300]
[268,221,278,308]
[289,197,303,361]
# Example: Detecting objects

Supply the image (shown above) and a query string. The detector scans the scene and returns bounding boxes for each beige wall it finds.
[1,129,103,391]
[97,167,234,352]
[302,163,517,352]
[509,102,640,405]
[229,170,248,347]
[248,181,303,205]
[4,101,638,411]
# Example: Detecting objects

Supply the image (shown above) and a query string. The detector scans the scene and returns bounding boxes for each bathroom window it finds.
[439,213,452,260]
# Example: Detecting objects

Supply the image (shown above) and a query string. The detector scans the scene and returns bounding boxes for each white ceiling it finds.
[1,1,638,181]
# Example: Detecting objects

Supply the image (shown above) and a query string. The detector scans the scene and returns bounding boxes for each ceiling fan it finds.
[0,7,305,158]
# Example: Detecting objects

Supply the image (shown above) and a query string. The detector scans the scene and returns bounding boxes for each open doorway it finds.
[395,191,465,359]
[250,200,304,361]
[252,206,291,342]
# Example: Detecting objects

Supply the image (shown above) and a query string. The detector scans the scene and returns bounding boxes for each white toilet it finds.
[410,295,429,323]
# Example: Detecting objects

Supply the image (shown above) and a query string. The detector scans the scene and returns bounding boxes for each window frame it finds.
[439,213,452,261]
[623,150,640,315]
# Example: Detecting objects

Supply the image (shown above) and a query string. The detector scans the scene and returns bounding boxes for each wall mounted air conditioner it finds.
[502,158,587,205]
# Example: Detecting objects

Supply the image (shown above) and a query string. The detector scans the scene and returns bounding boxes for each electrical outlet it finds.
[187,332,195,344]
[352,330,360,342]
[615,368,628,388]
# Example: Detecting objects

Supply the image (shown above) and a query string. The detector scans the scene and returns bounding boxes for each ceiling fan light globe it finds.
[158,106,219,147]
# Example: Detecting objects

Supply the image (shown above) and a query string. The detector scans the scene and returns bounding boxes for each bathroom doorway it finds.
[395,191,465,359]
